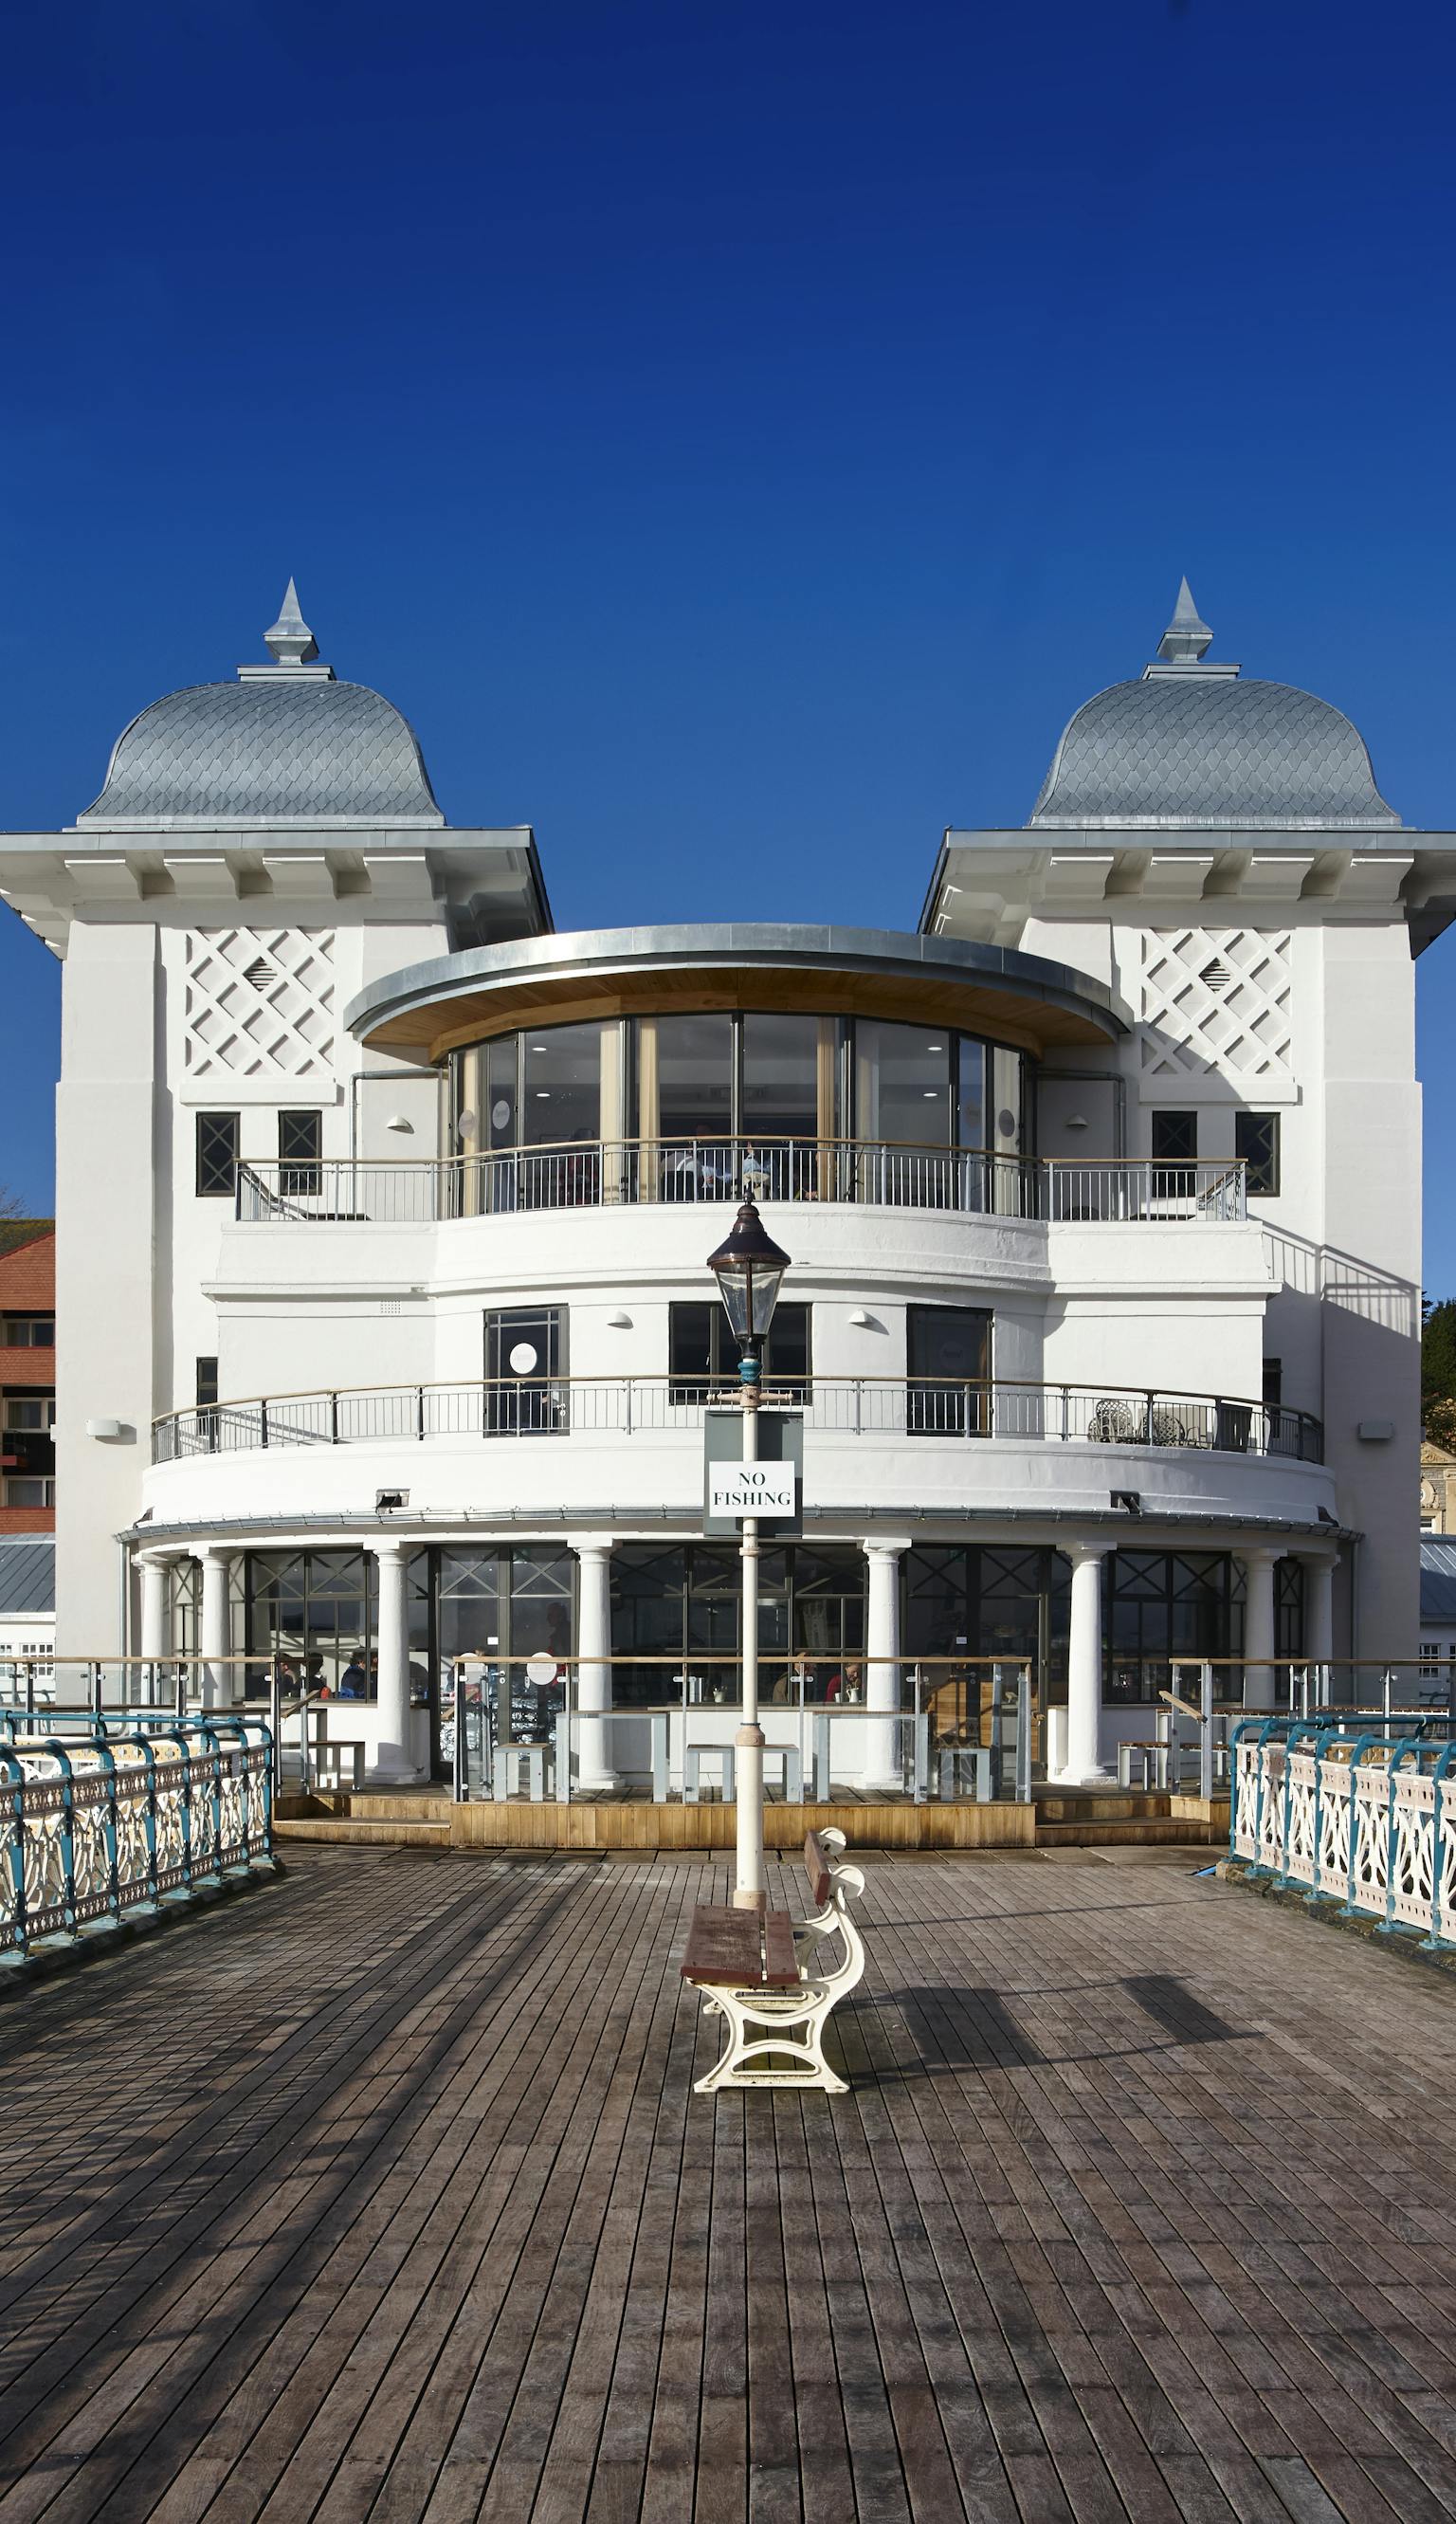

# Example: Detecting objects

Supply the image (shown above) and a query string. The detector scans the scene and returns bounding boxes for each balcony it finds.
[155,1375,1320,1465]
[234,1144,1247,1227]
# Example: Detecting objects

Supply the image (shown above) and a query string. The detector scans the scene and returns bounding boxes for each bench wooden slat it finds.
[682,1902,801,1989]
[682,1905,764,1985]
[762,1910,799,1987]
[803,1830,832,1908]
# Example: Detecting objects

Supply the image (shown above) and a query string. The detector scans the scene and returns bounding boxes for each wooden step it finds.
[1035,1817,1224,1848]
[274,1817,451,1848]
[1034,1794,1173,1825]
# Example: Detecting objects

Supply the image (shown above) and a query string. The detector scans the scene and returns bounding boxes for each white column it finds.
[573,1538,615,1790]
[196,1545,232,1710]
[1241,1544,1283,1710]
[371,1539,420,1783]
[137,1551,173,1660]
[1302,1551,1338,1685]
[863,1540,909,1791]
[1060,1543,1110,1783]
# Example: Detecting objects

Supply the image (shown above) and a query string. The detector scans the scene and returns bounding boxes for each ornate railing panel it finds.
[155,1375,1322,1465]
[234,1145,1248,1228]
[1230,1722,1456,1948]
[0,1720,274,1966]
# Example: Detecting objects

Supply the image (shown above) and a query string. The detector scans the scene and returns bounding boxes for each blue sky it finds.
[3,0,1455,1272]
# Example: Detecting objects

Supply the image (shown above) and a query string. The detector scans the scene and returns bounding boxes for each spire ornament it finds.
[1157,576,1214,665]
[238,577,335,681]
[264,578,318,668]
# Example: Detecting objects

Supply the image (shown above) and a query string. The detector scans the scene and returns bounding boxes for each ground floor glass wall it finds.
[170,1541,1296,1772]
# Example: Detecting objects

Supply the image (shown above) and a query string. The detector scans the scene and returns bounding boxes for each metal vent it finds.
[244,957,275,988]
[1199,958,1232,993]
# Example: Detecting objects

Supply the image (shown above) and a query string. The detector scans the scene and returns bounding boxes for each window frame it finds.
[1235,1109,1281,1198]
[196,1110,241,1199]
[278,1108,322,1197]
[667,1300,812,1402]
[0,1316,54,1348]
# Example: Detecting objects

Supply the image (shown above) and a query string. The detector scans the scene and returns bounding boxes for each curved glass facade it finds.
[448,1011,1030,1163]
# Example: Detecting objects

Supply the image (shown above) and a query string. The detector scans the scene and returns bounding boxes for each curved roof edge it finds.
[345,922,1129,1055]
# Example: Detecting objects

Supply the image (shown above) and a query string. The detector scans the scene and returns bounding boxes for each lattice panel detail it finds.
[1137,927,1291,1082]
[183,929,336,1078]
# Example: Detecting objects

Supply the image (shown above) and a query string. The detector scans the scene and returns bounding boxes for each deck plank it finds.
[0,1846,1452,2522]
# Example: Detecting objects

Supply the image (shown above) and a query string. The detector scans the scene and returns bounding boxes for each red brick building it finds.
[0,1224,55,1534]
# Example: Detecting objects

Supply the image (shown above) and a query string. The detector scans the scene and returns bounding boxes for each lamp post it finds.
[707,1198,792,1911]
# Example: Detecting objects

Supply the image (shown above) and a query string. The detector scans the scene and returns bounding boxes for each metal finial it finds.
[264,577,319,668]
[1157,576,1213,665]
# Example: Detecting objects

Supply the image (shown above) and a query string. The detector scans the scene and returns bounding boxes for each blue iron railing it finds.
[1229,1716,1456,1949]
[0,1717,276,1968]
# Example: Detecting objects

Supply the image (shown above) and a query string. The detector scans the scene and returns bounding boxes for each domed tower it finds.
[0,586,549,1657]
[923,580,1456,1682]
[79,580,446,831]
[1028,578,1401,832]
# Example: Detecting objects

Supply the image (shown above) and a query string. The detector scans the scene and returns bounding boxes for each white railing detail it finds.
[1229,1725,1456,1948]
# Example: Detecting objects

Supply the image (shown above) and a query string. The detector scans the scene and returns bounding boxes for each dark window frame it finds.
[278,1108,322,1196]
[0,1315,54,1347]
[196,1111,240,1199]
[905,1303,993,1436]
[1235,1109,1281,1198]
[483,1305,567,1433]
[667,1300,812,1402]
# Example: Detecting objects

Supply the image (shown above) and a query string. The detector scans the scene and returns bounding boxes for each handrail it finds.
[233,1143,1248,1228]
[152,1372,1322,1462]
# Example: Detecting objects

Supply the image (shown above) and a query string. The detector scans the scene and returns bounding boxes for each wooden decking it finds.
[0,1845,1453,2521]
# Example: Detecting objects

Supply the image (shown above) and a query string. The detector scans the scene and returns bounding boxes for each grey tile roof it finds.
[1421,1539,1456,1622]
[0,1539,54,1617]
[1029,677,1401,830]
[80,679,446,828]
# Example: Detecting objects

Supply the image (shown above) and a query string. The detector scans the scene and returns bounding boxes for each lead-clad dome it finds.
[1028,580,1400,831]
[79,581,445,829]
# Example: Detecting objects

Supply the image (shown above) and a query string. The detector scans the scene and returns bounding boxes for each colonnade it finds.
[134,1531,1343,1790]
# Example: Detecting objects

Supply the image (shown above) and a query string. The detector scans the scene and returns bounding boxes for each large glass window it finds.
[1104,1551,1242,1705]
[855,1021,951,1148]
[740,1013,825,1143]
[906,1305,992,1435]
[245,1547,376,1701]
[448,1009,1033,1184]
[668,1300,811,1400]
[904,1543,1069,1739]
[522,1023,603,1146]
[610,1542,865,1710]
[639,1013,735,1146]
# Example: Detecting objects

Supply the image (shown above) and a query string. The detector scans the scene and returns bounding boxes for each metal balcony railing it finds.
[233,1143,1248,1227]
[154,1375,1321,1464]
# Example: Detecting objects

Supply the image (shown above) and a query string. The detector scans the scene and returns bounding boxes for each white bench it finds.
[681,1829,865,2094]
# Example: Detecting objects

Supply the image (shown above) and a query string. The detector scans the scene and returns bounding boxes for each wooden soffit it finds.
[361,961,1115,1065]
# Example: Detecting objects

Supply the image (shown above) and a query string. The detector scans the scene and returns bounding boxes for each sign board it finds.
[707,1463,797,1519]
[703,1408,803,1537]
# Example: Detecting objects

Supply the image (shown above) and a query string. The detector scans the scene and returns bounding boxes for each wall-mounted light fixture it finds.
[1065,1113,1088,1131]
[385,1115,414,1134]
[608,1310,633,1328]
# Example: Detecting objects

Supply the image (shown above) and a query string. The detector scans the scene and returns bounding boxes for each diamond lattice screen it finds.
[183,929,336,1078]
[1137,928,1292,1083]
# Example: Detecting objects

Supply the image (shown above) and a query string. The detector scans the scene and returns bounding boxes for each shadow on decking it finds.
[895,1971,1245,2069]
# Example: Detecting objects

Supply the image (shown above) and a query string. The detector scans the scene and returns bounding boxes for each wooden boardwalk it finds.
[0,1846,1453,2523]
